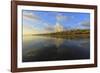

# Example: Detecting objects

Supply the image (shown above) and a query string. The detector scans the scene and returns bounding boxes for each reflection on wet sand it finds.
[22,36,90,62]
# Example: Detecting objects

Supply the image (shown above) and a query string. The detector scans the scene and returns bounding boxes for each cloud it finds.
[23,24,47,35]
[80,21,90,27]
[23,11,40,22]
[23,11,46,30]
[56,13,70,22]
[44,23,54,32]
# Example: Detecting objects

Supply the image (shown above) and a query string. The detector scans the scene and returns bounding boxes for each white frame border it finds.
[17,5,94,68]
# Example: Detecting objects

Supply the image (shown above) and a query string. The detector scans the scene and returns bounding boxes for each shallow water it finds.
[22,36,90,62]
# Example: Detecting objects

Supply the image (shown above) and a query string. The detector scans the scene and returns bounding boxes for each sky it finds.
[22,10,90,35]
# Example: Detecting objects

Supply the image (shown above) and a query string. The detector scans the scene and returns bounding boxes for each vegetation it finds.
[32,29,90,39]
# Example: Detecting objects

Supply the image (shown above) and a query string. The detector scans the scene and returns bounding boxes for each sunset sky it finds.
[22,10,90,35]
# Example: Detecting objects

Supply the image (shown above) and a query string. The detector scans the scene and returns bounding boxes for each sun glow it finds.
[23,26,39,35]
